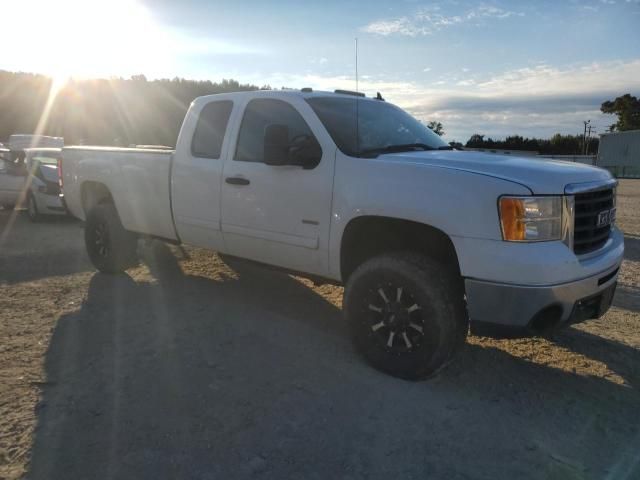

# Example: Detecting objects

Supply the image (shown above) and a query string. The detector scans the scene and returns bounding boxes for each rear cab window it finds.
[191,100,234,159]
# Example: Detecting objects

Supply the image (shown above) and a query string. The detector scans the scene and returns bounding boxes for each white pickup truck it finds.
[60,89,624,379]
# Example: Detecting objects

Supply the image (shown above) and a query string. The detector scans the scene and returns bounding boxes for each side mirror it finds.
[289,135,322,170]
[264,124,290,166]
[264,123,323,169]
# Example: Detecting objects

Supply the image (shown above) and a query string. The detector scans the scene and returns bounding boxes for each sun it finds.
[2,0,171,79]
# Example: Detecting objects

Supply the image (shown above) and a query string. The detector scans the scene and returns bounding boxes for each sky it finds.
[2,0,640,141]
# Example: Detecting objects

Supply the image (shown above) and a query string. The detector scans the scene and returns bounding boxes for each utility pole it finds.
[585,124,594,155]
[582,120,591,155]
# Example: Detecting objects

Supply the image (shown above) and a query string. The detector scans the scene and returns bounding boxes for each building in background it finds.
[597,130,640,178]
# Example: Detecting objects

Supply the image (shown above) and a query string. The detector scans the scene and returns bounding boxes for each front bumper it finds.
[465,261,621,337]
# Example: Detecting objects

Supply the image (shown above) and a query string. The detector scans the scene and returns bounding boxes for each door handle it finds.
[225,177,250,186]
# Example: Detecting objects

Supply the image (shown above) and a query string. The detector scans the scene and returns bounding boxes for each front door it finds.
[220,97,334,277]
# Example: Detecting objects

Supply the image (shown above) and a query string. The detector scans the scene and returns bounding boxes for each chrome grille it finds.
[573,188,614,255]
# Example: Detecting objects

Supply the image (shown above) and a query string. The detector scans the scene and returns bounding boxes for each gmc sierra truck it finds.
[60,89,624,379]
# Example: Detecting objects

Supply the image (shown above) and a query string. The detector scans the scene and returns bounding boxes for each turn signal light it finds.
[499,197,526,241]
[499,196,563,242]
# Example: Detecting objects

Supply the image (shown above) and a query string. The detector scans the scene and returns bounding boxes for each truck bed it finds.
[62,146,178,241]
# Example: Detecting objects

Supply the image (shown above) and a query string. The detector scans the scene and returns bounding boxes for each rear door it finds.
[219,96,335,277]
[171,98,235,250]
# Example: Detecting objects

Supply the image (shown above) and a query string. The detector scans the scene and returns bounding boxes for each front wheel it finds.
[343,253,468,380]
[85,203,138,273]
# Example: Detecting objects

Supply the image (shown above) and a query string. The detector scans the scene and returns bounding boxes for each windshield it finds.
[306,96,449,157]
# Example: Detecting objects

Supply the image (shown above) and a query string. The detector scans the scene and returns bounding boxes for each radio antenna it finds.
[355,37,360,156]
[355,37,359,93]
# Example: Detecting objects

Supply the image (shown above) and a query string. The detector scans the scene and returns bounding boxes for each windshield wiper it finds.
[359,143,436,157]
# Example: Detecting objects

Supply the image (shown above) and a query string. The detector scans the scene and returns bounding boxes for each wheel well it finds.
[81,181,113,215]
[340,216,461,282]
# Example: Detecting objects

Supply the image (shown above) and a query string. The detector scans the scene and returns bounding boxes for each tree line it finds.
[0,71,263,147]
[1,70,637,153]
[451,93,639,154]
[461,133,600,155]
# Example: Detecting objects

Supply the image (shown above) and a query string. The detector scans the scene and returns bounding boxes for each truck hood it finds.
[383,150,612,194]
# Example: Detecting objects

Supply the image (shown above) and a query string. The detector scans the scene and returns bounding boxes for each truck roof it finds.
[8,134,64,151]
[24,147,62,153]
[192,89,383,107]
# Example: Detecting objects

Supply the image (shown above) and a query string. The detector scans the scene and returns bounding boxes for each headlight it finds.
[499,196,563,241]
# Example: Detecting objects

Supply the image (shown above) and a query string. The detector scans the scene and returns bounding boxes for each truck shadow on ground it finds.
[622,234,640,262]
[0,212,89,284]
[28,243,640,480]
[0,247,91,284]
[613,284,640,313]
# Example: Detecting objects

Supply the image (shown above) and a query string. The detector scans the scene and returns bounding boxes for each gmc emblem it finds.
[596,208,616,228]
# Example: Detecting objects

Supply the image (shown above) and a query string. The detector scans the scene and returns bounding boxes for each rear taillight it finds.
[57,157,63,189]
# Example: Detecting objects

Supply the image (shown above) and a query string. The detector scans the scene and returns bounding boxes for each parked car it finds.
[0,152,26,210]
[0,147,66,219]
[24,148,66,221]
[60,89,624,379]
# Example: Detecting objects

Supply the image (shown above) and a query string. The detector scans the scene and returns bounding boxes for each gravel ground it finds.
[1,180,639,480]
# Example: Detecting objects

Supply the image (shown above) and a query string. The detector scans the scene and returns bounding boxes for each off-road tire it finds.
[344,252,468,380]
[85,203,138,273]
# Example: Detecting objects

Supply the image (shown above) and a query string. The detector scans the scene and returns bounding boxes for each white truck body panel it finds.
[452,227,624,285]
[60,90,624,333]
[216,93,336,276]
[62,147,177,240]
[170,96,229,252]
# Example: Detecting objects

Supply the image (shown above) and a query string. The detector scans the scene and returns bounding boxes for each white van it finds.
[24,148,67,221]
[0,148,67,220]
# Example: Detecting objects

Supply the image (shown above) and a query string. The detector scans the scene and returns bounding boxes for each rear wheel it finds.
[344,252,468,380]
[85,203,138,273]
[27,193,41,222]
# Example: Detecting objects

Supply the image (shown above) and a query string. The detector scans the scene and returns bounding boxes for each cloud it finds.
[413,61,640,139]
[253,59,640,141]
[361,4,524,36]
[472,61,640,96]
[362,17,430,36]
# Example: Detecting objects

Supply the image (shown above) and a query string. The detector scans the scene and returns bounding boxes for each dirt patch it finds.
[1,181,639,480]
